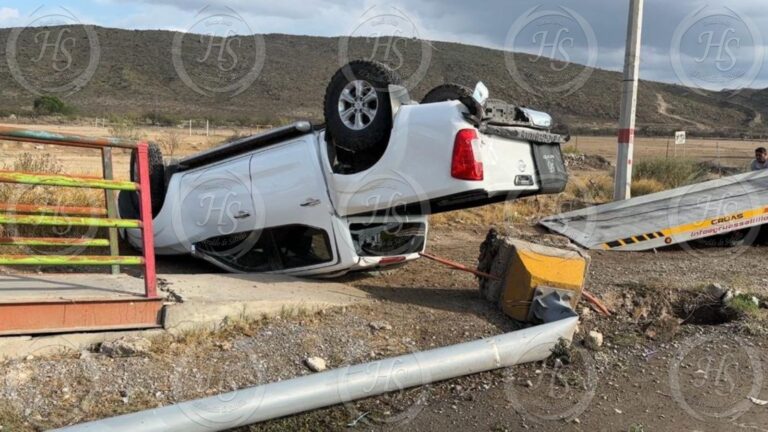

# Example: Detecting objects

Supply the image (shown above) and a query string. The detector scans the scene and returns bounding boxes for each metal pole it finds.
[136,141,157,299]
[53,317,579,432]
[101,147,120,275]
[716,141,721,177]
[614,0,644,200]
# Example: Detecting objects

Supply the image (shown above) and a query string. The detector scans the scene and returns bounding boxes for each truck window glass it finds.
[197,225,333,272]
[349,222,426,256]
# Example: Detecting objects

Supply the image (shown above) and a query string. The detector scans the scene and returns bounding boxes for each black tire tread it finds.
[421,84,473,104]
[421,83,482,117]
[129,142,165,217]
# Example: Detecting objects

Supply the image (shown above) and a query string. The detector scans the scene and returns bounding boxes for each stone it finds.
[99,336,152,358]
[369,321,393,331]
[706,283,727,299]
[304,356,327,372]
[585,331,603,350]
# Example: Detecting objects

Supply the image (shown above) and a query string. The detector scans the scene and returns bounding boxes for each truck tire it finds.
[324,60,401,154]
[129,142,165,217]
[421,83,483,117]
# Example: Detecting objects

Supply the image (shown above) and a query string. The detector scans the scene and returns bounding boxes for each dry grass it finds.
[0,406,26,432]
[633,158,707,189]
[567,174,614,203]
[0,153,103,253]
[430,173,615,228]
[429,159,702,228]
[107,118,143,140]
[630,178,666,197]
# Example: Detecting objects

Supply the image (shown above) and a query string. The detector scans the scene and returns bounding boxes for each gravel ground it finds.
[1,224,768,432]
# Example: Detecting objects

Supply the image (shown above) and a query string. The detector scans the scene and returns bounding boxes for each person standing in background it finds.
[751,147,768,171]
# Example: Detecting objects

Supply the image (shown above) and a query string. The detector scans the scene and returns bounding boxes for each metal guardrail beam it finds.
[0,171,138,191]
[0,214,141,228]
[0,203,107,216]
[0,255,144,265]
[0,237,110,247]
[0,127,140,149]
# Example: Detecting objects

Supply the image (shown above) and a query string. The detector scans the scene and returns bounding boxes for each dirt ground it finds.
[1,223,768,432]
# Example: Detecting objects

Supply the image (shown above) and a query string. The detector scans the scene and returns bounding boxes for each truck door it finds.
[194,137,339,273]
[250,137,338,272]
[174,155,258,249]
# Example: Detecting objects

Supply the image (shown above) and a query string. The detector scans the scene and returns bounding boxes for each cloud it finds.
[0,7,20,22]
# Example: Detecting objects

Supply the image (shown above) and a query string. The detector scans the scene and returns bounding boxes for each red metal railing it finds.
[0,126,157,298]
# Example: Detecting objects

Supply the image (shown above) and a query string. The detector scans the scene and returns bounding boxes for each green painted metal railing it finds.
[0,214,141,228]
[0,126,158,298]
[0,203,108,216]
[0,237,111,247]
[0,171,139,190]
[0,255,145,266]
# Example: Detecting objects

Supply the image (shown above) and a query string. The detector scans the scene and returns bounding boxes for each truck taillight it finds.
[451,129,484,181]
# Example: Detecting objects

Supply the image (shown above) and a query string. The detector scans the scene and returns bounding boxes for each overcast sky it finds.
[1,0,766,90]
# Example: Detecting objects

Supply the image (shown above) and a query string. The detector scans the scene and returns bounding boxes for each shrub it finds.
[145,112,180,127]
[108,118,142,140]
[561,145,580,155]
[567,175,614,203]
[158,130,182,158]
[633,158,706,189]
[32,96,71,115]
[8,152,63,174]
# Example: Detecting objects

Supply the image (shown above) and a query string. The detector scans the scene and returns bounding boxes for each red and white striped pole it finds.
[614,0,644,200]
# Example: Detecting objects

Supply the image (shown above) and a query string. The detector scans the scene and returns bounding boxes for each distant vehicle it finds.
[119,61,568,276]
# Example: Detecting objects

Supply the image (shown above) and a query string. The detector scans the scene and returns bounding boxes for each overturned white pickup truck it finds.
[119,61,568,276]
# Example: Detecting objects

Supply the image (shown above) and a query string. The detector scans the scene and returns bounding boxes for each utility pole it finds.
[614,0,644,200]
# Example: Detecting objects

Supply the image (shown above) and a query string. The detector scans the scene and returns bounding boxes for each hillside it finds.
[0,25,766,136]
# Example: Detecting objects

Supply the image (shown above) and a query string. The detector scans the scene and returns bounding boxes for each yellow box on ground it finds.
[499,239,590,321]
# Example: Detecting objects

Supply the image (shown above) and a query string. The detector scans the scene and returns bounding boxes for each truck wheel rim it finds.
[338,80,378,131]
